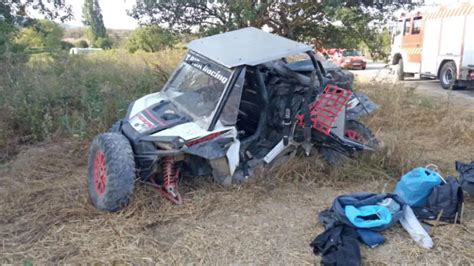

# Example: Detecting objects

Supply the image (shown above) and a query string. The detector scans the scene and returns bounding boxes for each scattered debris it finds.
[399,205,433,249]
[311,159,474,265]
[311,224,361,266]
[311,193,407,265]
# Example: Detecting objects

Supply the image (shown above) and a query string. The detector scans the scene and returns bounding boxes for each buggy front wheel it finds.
[87,133,136,212]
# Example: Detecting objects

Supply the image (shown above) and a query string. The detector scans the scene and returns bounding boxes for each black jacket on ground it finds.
[310,224,361,266]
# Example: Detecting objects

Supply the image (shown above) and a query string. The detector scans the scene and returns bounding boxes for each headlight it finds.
[344,59,351,63]
[152,136,185,150]
[155,141,177,150]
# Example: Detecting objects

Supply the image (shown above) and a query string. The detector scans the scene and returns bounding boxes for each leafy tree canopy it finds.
[129,0,418,57]
[126,25,177,53]
[1,0,72,24]
[0,0,71,54]
[14,19,64,49]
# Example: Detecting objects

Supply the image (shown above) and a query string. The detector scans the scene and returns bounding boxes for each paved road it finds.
[350,62,474,105]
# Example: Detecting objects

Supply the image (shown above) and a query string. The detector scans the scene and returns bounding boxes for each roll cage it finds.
[199,50,326,132]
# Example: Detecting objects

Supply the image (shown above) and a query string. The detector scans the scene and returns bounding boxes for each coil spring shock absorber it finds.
[155,156,183,204]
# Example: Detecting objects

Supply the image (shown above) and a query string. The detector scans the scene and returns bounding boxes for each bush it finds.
[94,36,112,49]
[76,40,89,48]
[126,25,177,53]
[61,41,75,50]
[0,49,185,156]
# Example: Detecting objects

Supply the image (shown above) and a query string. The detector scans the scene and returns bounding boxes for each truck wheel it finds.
[87,133,135,212]
[396,60,404,81]
[440,61,456,90]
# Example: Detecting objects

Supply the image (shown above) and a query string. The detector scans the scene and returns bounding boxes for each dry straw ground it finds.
[1,81,473,264]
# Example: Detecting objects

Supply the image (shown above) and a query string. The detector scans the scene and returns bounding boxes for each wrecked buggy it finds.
[87,27,378,211]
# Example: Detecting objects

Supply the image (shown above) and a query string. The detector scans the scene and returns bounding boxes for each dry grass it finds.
[1,81,473,264]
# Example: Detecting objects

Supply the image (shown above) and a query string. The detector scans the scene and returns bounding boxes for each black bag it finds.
[456,161,474,196]
[415,176,463,223]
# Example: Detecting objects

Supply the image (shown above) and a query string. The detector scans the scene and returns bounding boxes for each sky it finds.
[425,0,473,4]
[64,0,138,30]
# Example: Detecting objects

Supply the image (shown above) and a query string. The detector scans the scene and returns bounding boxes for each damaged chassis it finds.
[120,51,250,191]
[89,28,378,210]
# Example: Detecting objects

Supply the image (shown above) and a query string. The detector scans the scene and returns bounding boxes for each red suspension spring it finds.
[162,157,178,188]
[158,156,182,204]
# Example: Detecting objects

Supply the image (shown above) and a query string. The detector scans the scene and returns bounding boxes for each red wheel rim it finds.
[345,129,362,142]
[93,150,107,196]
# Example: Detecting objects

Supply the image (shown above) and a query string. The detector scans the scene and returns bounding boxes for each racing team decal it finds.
[184,51,231,85]
[129,113,155,133]
[129,108,167,133]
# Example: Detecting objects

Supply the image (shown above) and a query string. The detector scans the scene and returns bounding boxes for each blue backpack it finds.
[395,166,442,207]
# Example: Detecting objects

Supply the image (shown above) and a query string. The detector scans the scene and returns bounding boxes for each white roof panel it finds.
[187,27,312,68]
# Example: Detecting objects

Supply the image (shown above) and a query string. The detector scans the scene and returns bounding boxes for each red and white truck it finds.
[390,3,474,89]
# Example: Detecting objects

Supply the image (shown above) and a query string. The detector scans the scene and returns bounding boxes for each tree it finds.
[0,15,16,54]
[14,19,64,50]
[82,0,110,48]
[128,0,270,35]
[76,39,89,48]
[0,0,71,54]
[129,0,418,57]
[125,25,176,53]
[1,0,72,23]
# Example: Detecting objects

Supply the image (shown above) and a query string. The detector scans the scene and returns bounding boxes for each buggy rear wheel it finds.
[87,133,135,212]
[344,120,378,148]
[320,120,378,165]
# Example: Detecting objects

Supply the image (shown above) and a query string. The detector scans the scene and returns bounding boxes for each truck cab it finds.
[391,3,474,89]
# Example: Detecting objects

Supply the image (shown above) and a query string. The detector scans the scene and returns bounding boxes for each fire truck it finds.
[390,3,474,89]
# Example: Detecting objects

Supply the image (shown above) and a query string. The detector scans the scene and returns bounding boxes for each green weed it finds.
[0,49,184,158]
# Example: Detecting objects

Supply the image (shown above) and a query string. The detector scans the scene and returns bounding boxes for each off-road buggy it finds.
[87,27,378,211]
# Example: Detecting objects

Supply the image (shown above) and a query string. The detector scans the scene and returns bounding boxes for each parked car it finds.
[332,49,367,70]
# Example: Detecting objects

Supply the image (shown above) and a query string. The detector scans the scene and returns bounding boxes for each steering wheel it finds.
[207,77,221,89]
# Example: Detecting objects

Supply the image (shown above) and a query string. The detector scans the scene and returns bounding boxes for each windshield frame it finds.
[162,51,240,130]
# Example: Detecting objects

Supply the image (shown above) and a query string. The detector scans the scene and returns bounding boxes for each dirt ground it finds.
[1,83,474,264]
